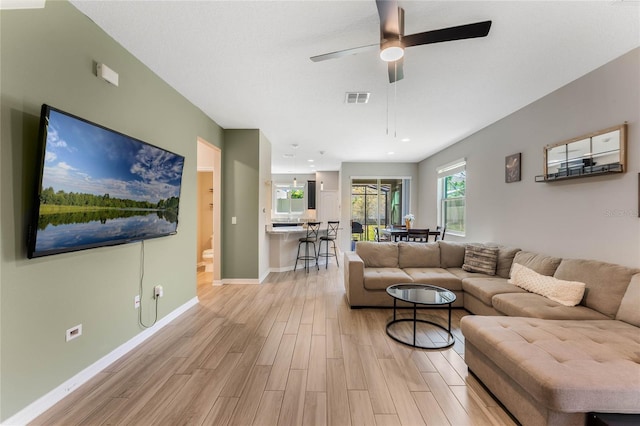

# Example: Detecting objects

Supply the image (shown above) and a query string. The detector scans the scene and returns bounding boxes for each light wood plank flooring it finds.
[31,267,516,425]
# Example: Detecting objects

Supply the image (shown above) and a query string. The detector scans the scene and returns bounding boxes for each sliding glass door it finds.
[350,178,410,241]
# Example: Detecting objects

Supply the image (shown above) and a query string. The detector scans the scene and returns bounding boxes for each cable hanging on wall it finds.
[138,240,159,329]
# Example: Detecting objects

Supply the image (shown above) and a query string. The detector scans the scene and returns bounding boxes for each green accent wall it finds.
[0,1,223,420]
[221,129,261,279]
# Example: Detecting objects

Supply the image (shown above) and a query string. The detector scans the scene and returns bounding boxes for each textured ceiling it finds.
[70,0,640,173]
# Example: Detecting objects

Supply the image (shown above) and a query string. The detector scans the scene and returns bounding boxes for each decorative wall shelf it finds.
[535,163,623,182]
[536,123,627,183]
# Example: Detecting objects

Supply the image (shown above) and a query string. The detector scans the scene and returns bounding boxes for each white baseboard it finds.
[269,266,293,273]
[2,297,199,426]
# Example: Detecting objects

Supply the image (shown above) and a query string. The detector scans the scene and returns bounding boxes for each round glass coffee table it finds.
[386,284,456,349]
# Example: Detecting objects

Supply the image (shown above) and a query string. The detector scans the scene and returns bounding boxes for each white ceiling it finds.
[70,0,640,174]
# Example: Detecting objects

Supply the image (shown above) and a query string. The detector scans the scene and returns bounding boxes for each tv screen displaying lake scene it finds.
[27,105,185,258]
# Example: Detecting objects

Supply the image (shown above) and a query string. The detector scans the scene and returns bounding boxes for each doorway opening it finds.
[196,138,221,288]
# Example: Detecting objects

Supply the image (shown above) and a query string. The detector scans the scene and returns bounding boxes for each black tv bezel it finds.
[27,104,185,259]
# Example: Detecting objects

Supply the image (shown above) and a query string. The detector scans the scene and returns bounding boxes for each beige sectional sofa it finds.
[344,241,640,426]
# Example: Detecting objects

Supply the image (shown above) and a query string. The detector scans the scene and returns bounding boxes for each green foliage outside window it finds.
[441,171,466,234]
[275,185,305,214]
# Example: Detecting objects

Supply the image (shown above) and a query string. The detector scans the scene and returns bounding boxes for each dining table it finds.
[379,228,440,242]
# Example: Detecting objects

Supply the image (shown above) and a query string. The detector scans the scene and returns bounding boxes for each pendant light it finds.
[292,144,299,186]
[293,154,297,186]
[319,151,325,190]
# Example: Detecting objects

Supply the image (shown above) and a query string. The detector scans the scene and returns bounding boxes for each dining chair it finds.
[374,227,390,242]
[407,228,430,243]
[435,226,446,241]
[351,220,364,241]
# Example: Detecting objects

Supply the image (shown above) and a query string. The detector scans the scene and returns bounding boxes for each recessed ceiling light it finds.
[401,138,410,142]
[309,164,316,168]
[388,151,395,155]
[308,159,314,162]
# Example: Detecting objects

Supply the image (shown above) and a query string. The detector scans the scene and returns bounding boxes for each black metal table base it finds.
[386,299,455,350]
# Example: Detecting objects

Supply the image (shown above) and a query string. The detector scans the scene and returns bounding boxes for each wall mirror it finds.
[539,123,627,182]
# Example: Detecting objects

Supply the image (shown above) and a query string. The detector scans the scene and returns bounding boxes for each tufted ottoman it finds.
[461,316,640,426]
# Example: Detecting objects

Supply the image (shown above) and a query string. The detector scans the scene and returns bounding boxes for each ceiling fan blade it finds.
[388,57,404,83]
[403,20,492,48]
[376,0,401,37]
[310,43,378,62]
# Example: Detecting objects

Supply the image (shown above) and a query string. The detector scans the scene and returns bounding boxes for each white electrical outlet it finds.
[65,324,82,342]
[154,285,163,298]
[134,295,140,309]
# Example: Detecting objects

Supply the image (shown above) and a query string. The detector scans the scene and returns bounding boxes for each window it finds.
[274,183,305,215]
[437,160,466,236]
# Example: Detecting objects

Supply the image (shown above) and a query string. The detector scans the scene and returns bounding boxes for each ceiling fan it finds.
[310,0,492,83]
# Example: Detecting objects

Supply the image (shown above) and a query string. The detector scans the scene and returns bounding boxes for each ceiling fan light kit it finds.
[311,0,492,83]
[380,39,404,62]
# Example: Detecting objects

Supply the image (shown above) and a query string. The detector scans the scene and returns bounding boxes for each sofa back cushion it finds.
[511,251,562,276]
[438,241,467,268]
[495,246,521,279]
[554,259,639,318]
[398,242,440,268]
[355,241,398,268]
[616,273,640,326]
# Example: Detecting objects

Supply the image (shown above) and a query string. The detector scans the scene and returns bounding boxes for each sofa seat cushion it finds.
[462,277,526,306]
[363,268,412,291]
[492,293,610,320]
[403,268,462,291]
[460,316,640,413]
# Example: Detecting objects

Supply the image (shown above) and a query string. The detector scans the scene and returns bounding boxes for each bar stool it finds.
[294,221,320,272]
[317,221,339,269]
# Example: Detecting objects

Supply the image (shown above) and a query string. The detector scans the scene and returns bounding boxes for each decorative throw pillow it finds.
[462,244,498,275]
[509,263,586,307]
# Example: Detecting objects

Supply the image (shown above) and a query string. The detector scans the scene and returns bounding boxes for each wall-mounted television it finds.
[27,104,185,258]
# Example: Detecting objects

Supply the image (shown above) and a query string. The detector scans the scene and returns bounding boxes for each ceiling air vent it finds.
[345,92,370,104]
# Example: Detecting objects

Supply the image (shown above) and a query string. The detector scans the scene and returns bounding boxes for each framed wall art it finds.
[505,153,521,183]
